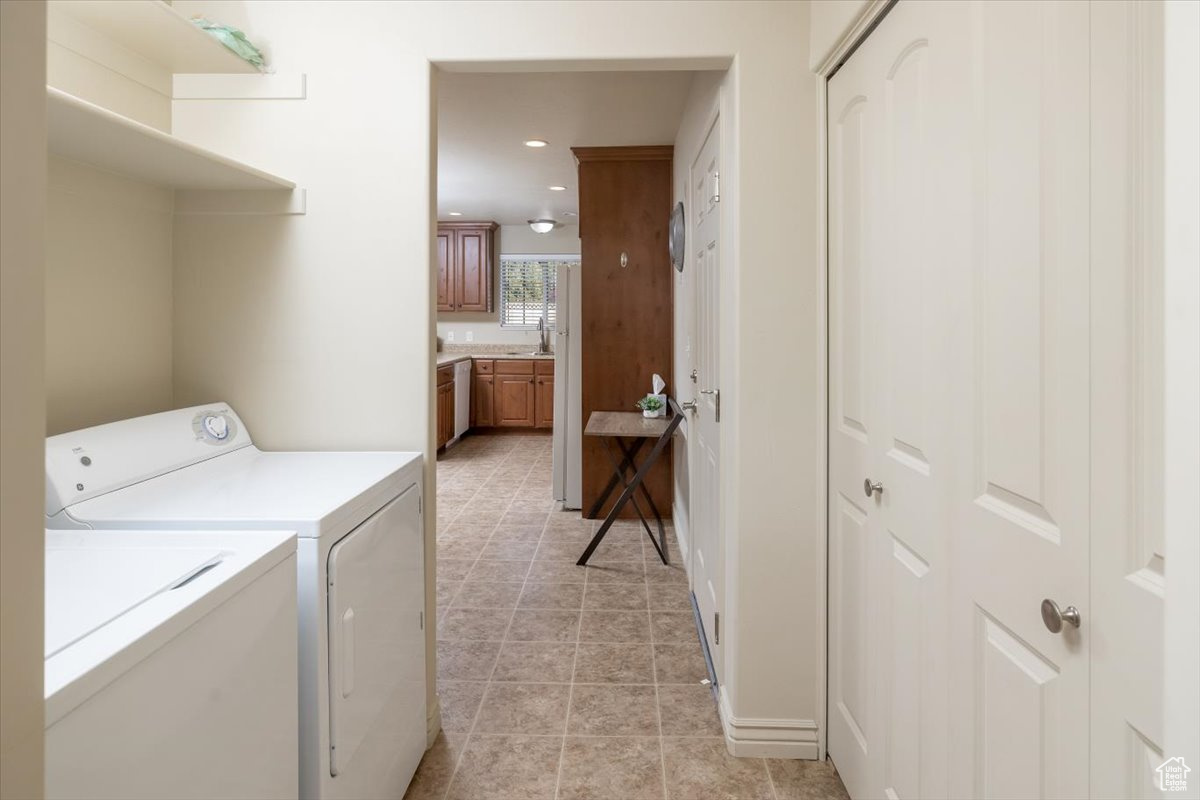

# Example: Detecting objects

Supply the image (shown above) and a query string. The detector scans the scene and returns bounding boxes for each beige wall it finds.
[809,0,873,70]
[0,1,46,797]
[46,157,174,435]
[171,0,820,751]
[436,223,580,347]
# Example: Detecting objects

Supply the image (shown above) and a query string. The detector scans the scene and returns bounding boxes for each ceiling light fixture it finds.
[528,219,556,234]
[447,211,462,216]
[548,185,567,191]
[563,211,578,217]
[524,139,549,148]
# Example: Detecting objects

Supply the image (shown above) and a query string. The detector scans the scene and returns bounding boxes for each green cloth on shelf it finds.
[191,17,265,70]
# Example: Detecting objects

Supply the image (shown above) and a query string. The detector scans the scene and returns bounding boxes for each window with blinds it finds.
[499,256,575,329]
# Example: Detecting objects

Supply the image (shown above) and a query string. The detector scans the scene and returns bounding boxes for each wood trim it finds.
[571,145,674,164]
[437,220,499,230]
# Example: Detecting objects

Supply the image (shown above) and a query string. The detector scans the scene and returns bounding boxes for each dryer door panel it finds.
[326,484,424,777]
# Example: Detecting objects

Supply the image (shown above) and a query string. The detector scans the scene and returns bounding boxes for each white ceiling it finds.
[436,71,696,226]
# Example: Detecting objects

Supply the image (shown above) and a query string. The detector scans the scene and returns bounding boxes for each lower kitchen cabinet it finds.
[436,364,455,448]
[468,358,552,431]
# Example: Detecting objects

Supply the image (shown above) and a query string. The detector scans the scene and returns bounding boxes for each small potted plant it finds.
[636,395,666,418]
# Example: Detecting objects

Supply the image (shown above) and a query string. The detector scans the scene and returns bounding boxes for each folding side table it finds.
[577,398,684,566]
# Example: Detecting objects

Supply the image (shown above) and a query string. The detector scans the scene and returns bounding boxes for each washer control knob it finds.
[203,414,229,441]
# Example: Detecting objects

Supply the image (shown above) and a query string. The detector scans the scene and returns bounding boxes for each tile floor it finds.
[406,432,850,800]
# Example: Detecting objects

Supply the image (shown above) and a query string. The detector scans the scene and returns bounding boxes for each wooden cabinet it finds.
[465,358,553,430]
[494,360,536,427]
[437,222,497,312]
[573,145,673,518]
[535,361,554,429]
[472,361,494,427]
[436,364,455,448]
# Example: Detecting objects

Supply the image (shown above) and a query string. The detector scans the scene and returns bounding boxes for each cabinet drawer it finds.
[494,359,534,376]
[535,360,554,376]
[473,359,494,375]
[437,365,454,386]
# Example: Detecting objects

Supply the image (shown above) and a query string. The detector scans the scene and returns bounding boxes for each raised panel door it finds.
[455,229,490,312]
[473,374,493,427]
[495,375,534,427]
[436,229,453,312]
[535,375,554,429]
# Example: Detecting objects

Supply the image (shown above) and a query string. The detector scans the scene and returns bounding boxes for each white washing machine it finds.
[45,528,298,800]
[45,404,427,800]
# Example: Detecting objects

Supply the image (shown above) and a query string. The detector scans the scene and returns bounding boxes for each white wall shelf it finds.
[49,0,259,76]
[48,87,296,192]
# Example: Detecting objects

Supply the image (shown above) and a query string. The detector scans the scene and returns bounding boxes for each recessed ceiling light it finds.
[528,219,556,234]
[548,185,567,191]
[524,139,549,148]
[447,211,462,216]
[563,211,578,217]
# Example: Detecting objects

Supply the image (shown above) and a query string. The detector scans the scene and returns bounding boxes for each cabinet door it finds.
[494,375,535,427]
[473,374,494,427]
[455,228,491,312]
[535,375,554,429]
[436,229,454,312]
[437,382,454,447]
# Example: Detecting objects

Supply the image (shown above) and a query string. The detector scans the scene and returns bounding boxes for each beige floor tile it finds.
[583,561,647,584]
[450,581,525,610]
[645,561,689,585]
[579,610,652,643]
[474,682,572,734]
[491,641,577,683]
[647,583,693,612]
[438,681,487,732]
[467,559,531,582]
[586,536,645,561]
[506,609,582,642]
[518,581,586,610]
[403,732,466,800]
[557,736,666,800]
[437,580,462,611]
[438,539,490,560]
[501,510,549,527]
[584,582,650,610]
[438,558,477,581]
[480,540,539,560]
[567,684,660,736]
[490,524,546,542]
[438,607,515,641]
[437,639,501,681]
[573,642,655,684]
[766,758,851,800]
[445,734,562,800]
[456,510,508,526]
[657,684,723,736]
[661,737,774,800]
[527,560,588,583]
[650,611,699,644]
[535,538,591,561]
[653,643,710,685]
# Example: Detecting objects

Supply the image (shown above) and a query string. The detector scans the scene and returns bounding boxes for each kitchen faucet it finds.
[537,317,550,354]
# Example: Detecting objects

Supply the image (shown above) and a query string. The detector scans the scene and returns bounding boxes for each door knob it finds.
[863,479,883,498]
[680,400,697,412]
[1040,599,1081,633]
[690,369,698,383]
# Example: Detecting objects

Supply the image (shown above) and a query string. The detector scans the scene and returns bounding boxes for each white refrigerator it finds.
[552,260,582,508]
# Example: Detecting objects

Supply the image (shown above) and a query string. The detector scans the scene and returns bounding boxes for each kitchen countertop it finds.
[436,351,554,368]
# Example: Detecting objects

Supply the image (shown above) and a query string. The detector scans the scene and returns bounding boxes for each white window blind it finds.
[499,256,575,328]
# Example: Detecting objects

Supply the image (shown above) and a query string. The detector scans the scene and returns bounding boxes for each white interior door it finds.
[828,2,1134,798]
[945,4,1093,797]
[552,262,571,502]
[690,118,722,680]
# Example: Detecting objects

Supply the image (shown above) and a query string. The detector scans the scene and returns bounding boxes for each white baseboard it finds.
[425,695,442,749]
[718,686,820,759]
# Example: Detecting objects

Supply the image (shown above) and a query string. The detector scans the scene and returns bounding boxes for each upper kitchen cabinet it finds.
[437,221,498,313]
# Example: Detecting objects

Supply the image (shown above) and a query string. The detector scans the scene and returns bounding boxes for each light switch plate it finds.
[466,331,474,342]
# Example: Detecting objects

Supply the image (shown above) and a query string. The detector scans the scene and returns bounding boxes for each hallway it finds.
[406,433,849,800]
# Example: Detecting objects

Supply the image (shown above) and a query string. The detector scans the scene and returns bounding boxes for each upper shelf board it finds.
[47,87,296,191]
[50,0,259,75]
